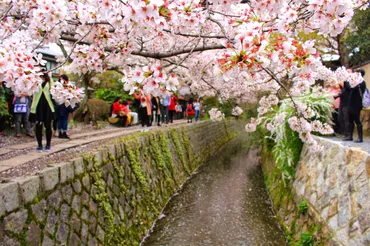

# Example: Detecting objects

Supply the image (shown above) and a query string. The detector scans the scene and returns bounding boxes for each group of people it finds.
[110,88,202,131]
[0,71,78,152]
[330,68,367,143]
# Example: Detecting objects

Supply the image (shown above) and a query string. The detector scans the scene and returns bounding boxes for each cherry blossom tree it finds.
[0,0,369,147]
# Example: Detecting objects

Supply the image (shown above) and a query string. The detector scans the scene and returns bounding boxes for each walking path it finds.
[0,120,187,179]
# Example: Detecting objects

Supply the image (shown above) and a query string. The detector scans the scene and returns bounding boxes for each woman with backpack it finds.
[186,98,195,123]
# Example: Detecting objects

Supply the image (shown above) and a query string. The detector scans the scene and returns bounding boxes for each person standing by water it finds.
[344,69,367,142]
[186,98,195,123]
[151,95,161,126]
[194,98,201,122]
[30,71,55,152]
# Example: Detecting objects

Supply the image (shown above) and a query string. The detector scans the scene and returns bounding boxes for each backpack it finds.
[362,88,370,108]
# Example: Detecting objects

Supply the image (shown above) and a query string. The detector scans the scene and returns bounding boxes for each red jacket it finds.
[112,101,121,115]
[168,96,177,111]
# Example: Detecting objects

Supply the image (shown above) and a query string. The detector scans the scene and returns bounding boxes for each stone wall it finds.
[0,120,243,246]
[262,136,370,245]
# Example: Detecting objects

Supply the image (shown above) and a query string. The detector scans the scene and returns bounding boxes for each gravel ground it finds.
[0,121,115,148]
[0,121,185,181]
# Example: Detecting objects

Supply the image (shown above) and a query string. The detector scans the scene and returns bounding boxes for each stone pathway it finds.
[324,135,370,154]
[0,121,188,178]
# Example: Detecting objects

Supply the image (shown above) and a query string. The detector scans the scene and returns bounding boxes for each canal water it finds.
[142,136,287,246]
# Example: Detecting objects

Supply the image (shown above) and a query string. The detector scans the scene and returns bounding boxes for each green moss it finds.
[169,129,191,174]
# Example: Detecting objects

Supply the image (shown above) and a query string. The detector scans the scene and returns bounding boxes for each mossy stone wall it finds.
[261,136,370,245]
[0,120,243,246]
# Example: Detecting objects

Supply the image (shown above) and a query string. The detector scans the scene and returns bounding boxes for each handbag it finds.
[14,98,29,113]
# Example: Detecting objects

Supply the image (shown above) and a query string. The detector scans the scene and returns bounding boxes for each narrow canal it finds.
[142,136,287,246]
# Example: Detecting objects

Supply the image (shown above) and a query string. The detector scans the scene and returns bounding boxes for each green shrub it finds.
[94,88,133,104]
[297,232,314,246]
[298,201,308,215]
[87,98,111,122]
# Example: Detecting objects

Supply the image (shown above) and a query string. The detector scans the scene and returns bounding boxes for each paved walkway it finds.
[0,121,187,176]
[324,135,370,153]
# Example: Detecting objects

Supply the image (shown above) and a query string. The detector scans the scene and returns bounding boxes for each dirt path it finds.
[0,120,187,180]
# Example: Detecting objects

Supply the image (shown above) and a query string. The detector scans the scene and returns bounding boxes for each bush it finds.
[87,98,110,122]
[94,88,133,104]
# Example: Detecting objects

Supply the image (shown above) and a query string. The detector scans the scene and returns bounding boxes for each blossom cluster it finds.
[122,65,179,96]
[208,108,224,121]
[50,82,84,108]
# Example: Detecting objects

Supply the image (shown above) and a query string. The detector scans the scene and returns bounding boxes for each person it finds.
[127,100,138,125]
[30,71,55,152]
[344,69,367,142]
[168,92,177,123]
[194,98,201,122]
[159,88,170,124]
[151,95,161,126]
[57,75,78,139]
[175,102,182,119]
[138,93,152,130]
[335,80,351,139]
[327,83,341,135]
[112,96,129,126]
[186,99,195,123]
[120,100,131,126]
[13,94,33,138]
[0,81,8,136]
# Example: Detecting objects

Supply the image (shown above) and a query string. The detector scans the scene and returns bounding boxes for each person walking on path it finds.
[13,95,33,138]
[168,92,177,123]
[344,69,367,142]
[160,88,170,124]
[194,98,201,122]
[186,98,195,123]
[151,95,161,126]
[30,71,55,152]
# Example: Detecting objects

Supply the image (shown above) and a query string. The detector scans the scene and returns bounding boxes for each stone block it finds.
[81,222,88,242]
[349,219,360,238]
[56,222,69,244]
[61,184,73,204]
[4,209,28,233]
[26,221,42,246]
[45,209,59,234]
[336,226,350,245]
[60,203,71,222]
[31,199,47,221]
[3,235,20,246]
[47,190,62,209]
[40,166,59,191]
[82,175,91,191]
[15,176,40,204]
[72,157,85,176]
[93,152,103,167]
[42,234,54,246]
[72,180,82,193]
[71,195,81,214]
[59,162,75,183]
[0,182,20,213]
[328,214,339,232]
[69,232,81,246]
[358,206,370,233]
[338,195,350,227]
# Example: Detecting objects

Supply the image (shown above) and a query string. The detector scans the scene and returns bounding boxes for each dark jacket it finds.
[57,103,79,117]
[151,96,161,110]
[336,82,351,108]
[349,81,366,113]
